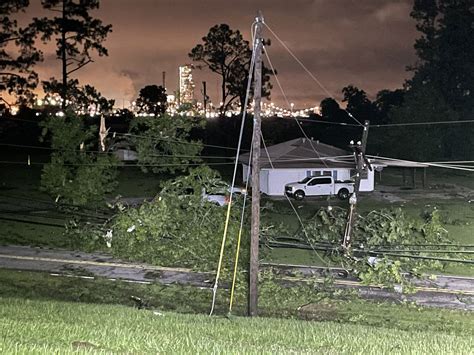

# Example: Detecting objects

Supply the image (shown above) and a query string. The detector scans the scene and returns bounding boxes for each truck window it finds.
[308,177,331,185]
[299,177,312,183]
[310,177,332,185]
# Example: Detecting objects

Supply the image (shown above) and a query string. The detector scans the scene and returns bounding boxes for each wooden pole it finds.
[342,120,370,250]
[249,12,264,317]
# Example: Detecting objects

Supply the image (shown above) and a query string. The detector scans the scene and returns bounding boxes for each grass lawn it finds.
[0,269,472,332]
[114,166,164,197]
[0,158,69,247]
[0,296,472,354]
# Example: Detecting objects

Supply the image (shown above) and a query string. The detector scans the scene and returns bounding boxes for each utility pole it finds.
[162,71,166,89]
[249,11,264,317]
[342,120,370,250]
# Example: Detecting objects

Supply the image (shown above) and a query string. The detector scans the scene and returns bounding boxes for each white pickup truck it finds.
[285,176,354,200]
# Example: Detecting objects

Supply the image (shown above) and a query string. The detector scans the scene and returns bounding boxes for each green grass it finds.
[0,219,67,247]
[113,166,164,197]
[0,296,472,354]
[0,269,472,334]
[0,161,159,247]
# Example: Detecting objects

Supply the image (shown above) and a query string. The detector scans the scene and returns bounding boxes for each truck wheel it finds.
[337,188,350,200]
[294,190,305,200]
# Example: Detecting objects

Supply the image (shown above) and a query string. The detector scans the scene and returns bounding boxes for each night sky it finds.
[21,0,418,108]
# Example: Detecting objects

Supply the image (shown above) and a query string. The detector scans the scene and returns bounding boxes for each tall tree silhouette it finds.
[387,0,474,160]
[136,85,167,116]
[342,85,377,122]
[0,0,42,103]
[409,0,473,114]
[189,24,274,115]
[32,0,112,108]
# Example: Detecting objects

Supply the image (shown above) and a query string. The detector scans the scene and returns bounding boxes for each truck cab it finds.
[285,176,354,200]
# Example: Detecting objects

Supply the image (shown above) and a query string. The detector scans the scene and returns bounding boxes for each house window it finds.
[307,170,337,179]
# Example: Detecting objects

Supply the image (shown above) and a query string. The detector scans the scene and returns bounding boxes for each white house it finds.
[239,138,384,196]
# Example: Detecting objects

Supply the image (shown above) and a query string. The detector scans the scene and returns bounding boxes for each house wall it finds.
[242,164,250,182]
[242,165,375,196]
[113,149,138,162]
[241,165,272,195]
[359,170,375,191]
[261,170,270,194]
[267,169,306,195]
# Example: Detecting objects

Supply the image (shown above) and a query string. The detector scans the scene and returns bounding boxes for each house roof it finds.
[238,137,428,170]
[239,138,355,169]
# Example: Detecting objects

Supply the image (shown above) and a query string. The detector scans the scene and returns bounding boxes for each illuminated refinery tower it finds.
[178,64,195,105]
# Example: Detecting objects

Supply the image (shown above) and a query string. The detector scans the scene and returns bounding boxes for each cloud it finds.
[374,2,412,23]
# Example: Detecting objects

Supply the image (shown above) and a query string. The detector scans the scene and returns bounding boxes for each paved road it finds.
[1,245,473,310]
[0,245,212,287]
[261,262,474,310]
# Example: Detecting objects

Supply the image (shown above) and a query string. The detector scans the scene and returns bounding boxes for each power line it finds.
[1,117,248,152]
[361,250,474,265]
[263,45,330,170]
[0,160,235,167]
[368,155,474,173]
[0,193,113,217]
[296,117,474,128]
[262,22,474,131]
[264,22,364,128]
[370,119,474,128]
[114,132,248,152]
[428,160,474,164]
[0,216,65,228]
[295,117,359,127]
[0,143,232,160]
[0,117,41,124]
[0,206,109,221]
[267,241,474,264]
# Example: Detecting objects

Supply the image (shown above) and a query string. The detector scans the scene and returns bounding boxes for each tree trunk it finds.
[220,78,226,116]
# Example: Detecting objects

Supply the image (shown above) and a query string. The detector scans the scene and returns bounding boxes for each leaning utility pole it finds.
[342,120,370,250]
[249,12,264,317]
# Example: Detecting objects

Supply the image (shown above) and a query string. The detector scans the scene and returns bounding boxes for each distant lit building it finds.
[178,65,195,105]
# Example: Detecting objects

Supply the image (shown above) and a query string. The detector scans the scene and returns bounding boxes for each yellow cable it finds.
[209,200,234,315]
[228,224,244,313]
[228,146,253,314]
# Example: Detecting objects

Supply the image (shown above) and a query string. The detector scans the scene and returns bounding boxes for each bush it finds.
[270,207,451,290]
[106,167,250,272]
